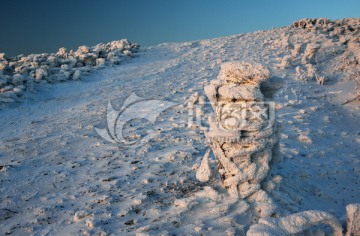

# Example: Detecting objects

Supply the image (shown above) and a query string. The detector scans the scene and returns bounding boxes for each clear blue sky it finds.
[0,0,359,56]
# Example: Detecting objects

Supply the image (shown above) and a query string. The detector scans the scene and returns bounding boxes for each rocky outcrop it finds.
[0,39,139,104]
[292,18,360,35]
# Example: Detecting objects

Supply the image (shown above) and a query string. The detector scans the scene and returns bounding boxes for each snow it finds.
[0,18,359,235]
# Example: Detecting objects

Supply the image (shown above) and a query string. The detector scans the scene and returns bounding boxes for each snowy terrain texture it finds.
[0,18,359,235]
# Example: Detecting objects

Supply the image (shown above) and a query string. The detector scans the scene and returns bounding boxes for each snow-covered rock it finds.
[72,69,81,80]
[35,68,48,81]
[0,39,139,104]
[247,210,343,236]
[0,53,6,60]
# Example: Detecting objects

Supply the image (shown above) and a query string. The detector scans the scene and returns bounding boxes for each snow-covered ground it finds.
[0,20,359,235]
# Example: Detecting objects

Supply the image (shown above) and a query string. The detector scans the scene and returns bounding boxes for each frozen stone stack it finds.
[201,61,279,217]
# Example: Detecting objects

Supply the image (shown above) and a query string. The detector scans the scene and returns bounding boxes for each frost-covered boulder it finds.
[35,68,48,81]
[56,47,67,58]
[293,18,313,29]
[96,58,106,67]
[13,86,24,96]
[110,39,132,51]
[14,64,30,74]
[1,90,18,99]
[72,69,81,80]
[60,64,70,71]
[12,74,24,85]
[92,43,106,57]
[0,53,6,60]
[47,55,59,67]
[246,203,360,235]
[77,45,90,54]
[29,61,39,69]
[123,49,132,56]
[247,210,343,236]
[0,62,8,71]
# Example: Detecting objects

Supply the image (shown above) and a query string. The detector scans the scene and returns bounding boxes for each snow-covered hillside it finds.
[0,18,359,235]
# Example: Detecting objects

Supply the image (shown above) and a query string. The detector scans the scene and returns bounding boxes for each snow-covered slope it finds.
[0,19,359,235]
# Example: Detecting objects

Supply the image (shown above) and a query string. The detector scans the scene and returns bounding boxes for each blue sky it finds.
[0,0,359,56]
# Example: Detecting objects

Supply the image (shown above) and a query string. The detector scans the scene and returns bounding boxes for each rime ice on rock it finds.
[346,203,360,236]
[199,61,278,217]
[0,39,139,104]
[301,43,320,65]
[247,210,343,236]
[246,203,360,235]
